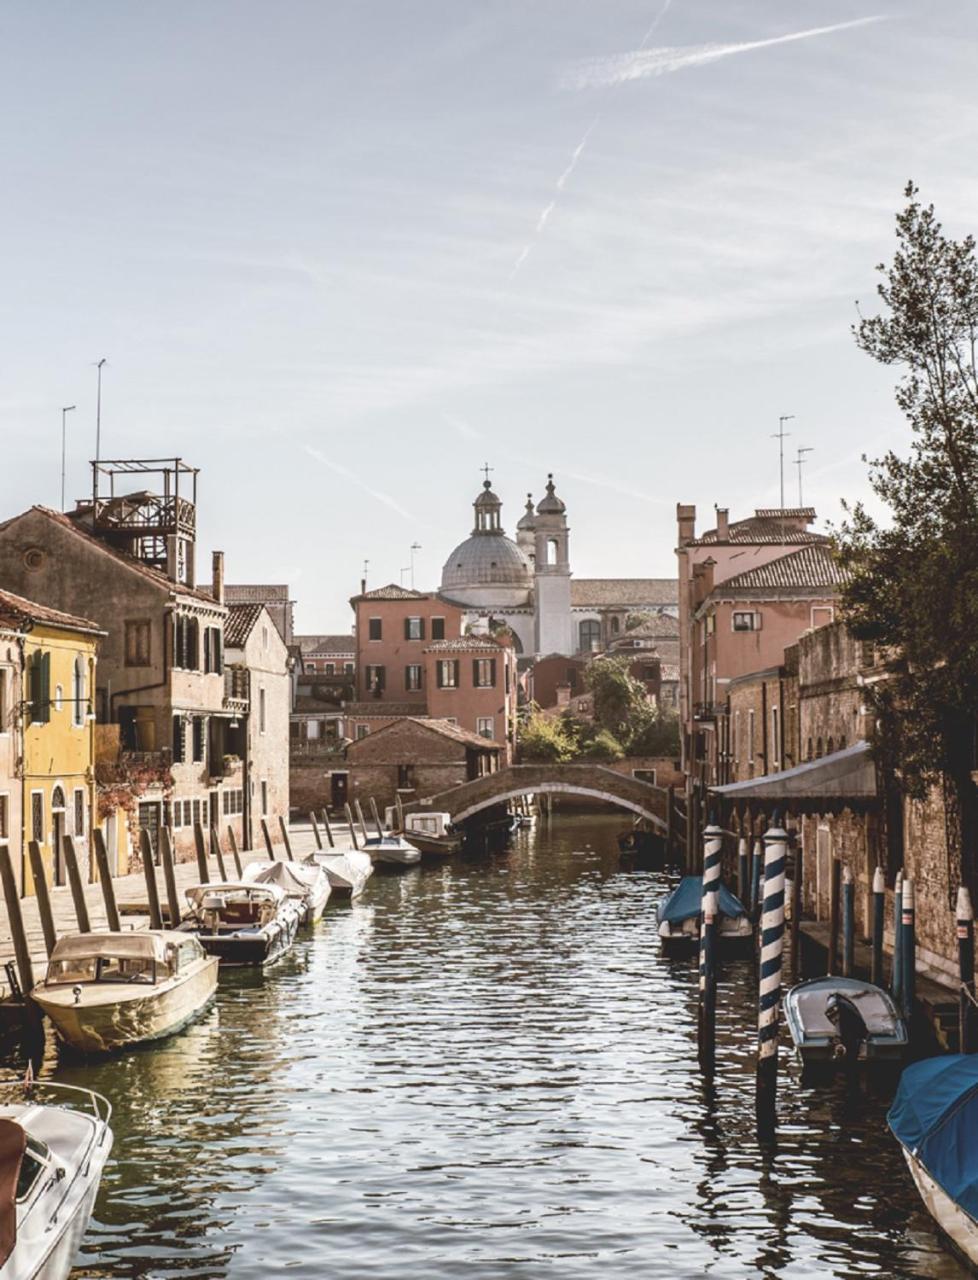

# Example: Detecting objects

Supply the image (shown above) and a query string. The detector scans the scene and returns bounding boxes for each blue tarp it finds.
[888,1054,978,1222]
[656,876,748,926]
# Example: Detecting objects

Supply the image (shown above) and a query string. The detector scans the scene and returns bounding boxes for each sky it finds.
[1,1,976,631]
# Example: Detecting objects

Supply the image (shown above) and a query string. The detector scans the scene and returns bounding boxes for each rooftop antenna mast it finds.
[360,559,369,596]
[94,358,107,468]
[409,542,421,590]
[60,405,76,510]
[795,446,814,506]
[772,415,794,510]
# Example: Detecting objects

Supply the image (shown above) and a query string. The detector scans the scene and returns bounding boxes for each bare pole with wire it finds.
[94,358,107,465]
[772,415,794,510]
[795,446,814,506]
[410,542,421,590]
[60,405,76,510]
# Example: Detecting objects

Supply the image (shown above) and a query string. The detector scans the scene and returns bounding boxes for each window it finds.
[261,780,268,816]
[173,615,200,670]
[732,612,760,632]
[611,616,620,635]
[356,724,369,740]
[173,801,183,830]
[125,620,151,667]
[262,626,268,648]
[436,660,459,689]
[397,764,415,789]
[31,792,44,844]
[404,617,425,641]
[73,788,86,838]
[477,716,494,739]
[748,710,756,767]
[771,706,780,771]
[72,657,86,727]
[579,620,600,653]
[204,627,224,675]
[183,799,192,827]
[368,618,382,641]
[812,606,835,629]
[405,665,423,691]
[632,768,657,784]
[366,665,386,694]
[28,651,50,724]
[0,669,6,733]
[431,617,445,641]
[345,662,355,675]
[172,715,185,763]
[54,685,63,712]
[192,717,205,763]
[325,663,335,675]
[259,687,267,734]
[0,794,8,841]
[473,658,496,688]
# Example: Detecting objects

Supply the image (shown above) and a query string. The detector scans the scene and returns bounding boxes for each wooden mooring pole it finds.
[92,829,121,933]
[354,800,371,846]
[841,865,854,978]
[139,829,164,931]
[790,838,803,980]
[27,841,58,956]
[665,786,675,861]
[194,823,210,884]
[0,846,34,994]
[210,826,228,880]
[756,817,787,1140]
[697,820,722,1074]
[159,827,182,927]
[226,825,243,878]
[871,867,885,987]
[737,836,749,907]
[278,816,295,861]
[957,886,976,1054]
[261,818,275,859]
[902,877,916,1024]
[827,857,841,976]
[62,836,91,933]
[368,798,385,841]
[892,872,904,1003]
[310,813,323,850]
[344,804,360,850]
[320,810,336,849]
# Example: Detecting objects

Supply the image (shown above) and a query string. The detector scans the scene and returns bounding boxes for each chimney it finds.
[677,503,696,546]
[360,577,367,596]
[212,551,225,604]
[716,507,729,540]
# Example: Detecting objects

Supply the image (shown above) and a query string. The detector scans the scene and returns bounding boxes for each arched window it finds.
[807,738,813,761]
[611,616,620,635]
[72,657,85,726]
[816,737,823,759]
[579,620,600,653]
[827,736,835,756]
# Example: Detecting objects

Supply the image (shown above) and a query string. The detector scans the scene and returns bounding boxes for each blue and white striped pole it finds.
[750,837,763,923]
[698,820,723,1073]
[756,816,787,1134]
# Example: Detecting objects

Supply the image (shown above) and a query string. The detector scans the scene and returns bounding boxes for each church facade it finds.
[439,476,677,662]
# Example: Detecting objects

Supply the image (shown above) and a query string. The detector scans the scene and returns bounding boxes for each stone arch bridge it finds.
[403,764,667,831]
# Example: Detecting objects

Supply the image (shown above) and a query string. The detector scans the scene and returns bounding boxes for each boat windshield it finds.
[46,954,156,986]
[16,1136,51,1202]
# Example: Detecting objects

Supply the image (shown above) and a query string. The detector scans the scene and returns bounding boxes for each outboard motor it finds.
[825,992,869,1062]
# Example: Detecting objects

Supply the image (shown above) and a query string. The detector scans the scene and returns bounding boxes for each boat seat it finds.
[795,987,899,1037]
[0,1118,26,1266]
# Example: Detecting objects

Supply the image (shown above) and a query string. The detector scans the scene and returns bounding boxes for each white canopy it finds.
[185,881,287,908]
[49,931,177,964]
[243,860,326,898]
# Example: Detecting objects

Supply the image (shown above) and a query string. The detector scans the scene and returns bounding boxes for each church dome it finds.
[441,533,533,590]
[517,494,536,531]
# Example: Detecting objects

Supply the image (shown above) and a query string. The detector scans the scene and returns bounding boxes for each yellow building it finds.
[0,589,105,895]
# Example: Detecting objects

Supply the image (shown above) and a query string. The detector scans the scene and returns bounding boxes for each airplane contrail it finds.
[563,15,887,90]
[509,0,673,280]
[303,446,417,521]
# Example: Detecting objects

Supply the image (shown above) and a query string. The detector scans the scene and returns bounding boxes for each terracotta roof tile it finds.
[715,544,845,592]
[690,511,827,547]
[224,602,264,647]
[346,715,501,752]
[352,584,427,602]
[570,579,677,607]
[296,633,356,655]
[0,587,103,636]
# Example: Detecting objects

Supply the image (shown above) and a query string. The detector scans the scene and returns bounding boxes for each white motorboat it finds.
[182,882,302,966]
[0,1077,112,1280]
[305,850,373,899]
[360,834,422,869]
[399,812,462,857]
[31,932,218,1055]
[784,976,907,1066]
[242,860,331,924]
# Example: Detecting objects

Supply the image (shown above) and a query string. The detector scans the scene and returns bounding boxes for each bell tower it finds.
[533,475,573,656]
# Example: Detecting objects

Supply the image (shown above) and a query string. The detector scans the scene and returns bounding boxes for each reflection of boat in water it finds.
[305,850,373,899]
[31,932,218,1055]
[784,976,907,1066]
[181,883,301,966]
[0,1077,112,1280]
[889,1054,978,1268]
[656,877,752,952]
[242,860,331,924]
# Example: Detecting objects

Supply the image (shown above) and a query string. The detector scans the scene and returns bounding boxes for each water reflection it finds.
[17,811,963,1279]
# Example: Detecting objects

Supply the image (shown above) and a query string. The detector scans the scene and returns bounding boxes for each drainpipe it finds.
[761,682,768,775]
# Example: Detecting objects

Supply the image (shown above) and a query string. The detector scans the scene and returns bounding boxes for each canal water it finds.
[41,813,968,1278]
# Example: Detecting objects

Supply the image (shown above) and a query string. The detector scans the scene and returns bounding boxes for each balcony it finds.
[693,702,725,723]
[224,665,250,716]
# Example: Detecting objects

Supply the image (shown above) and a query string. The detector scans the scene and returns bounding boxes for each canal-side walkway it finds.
[0,822,352,998]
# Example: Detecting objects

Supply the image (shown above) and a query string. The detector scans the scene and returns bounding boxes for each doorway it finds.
[51,786,66,886]
[331,772,349,811]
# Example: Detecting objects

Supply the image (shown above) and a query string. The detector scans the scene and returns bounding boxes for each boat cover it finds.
[185,882,287,908]
[49,932,175,963]
[657,876,747,926]
[888,1054,978,1220]
[243,861,324,896]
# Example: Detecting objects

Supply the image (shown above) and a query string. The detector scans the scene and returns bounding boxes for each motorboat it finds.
[656,876,752,952]
[889,1054,978,1266]
[30,931,218,1055]
[182,882,301,966]
[784,976,907,1066]
[400,812,461,857]
[242,860,331,925]
[618,827,663,860]
[305,850,373,899]
[0,1076,112,1279]
[360,834,422,869]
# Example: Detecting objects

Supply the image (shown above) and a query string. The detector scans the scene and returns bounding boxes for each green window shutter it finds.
[490,659,497,687]
[472,659,479,687]
[419,619,426,640]
[404,618,411,640]
[39,651,51,724]
[436,663,444,689]
[204,628,212,673]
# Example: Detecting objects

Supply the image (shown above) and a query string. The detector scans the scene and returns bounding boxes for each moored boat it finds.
[305,850,373,899]
[242,860,331,924]
[656,876,752,952]
[31,931,218,1055]
[784,976,907,1065]
[889,1054,978,1267]
[401,812,462,857]
[0,1076,112,1280]
[617,827,663,860]
[361,834,422,868]
[182,882,301,966]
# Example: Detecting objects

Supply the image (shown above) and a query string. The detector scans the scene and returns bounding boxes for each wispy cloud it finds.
[562,16,888,90]
[303,446,418,522]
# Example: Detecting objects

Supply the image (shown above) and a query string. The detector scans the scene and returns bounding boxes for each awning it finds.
[710,740,877,802]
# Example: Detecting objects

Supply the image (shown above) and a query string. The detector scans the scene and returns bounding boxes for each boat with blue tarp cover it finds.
[655,876,752,952]
[889,1053,978,1266]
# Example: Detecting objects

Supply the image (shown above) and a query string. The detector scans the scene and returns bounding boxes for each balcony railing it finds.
[224,666,250,713]
[693,702,725,722]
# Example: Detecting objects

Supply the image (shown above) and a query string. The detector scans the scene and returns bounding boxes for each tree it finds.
[517,707,576,763]
[628,712,680,758]
[585,656,650,739]
[577,729,625,762]
[836,183,978,875]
